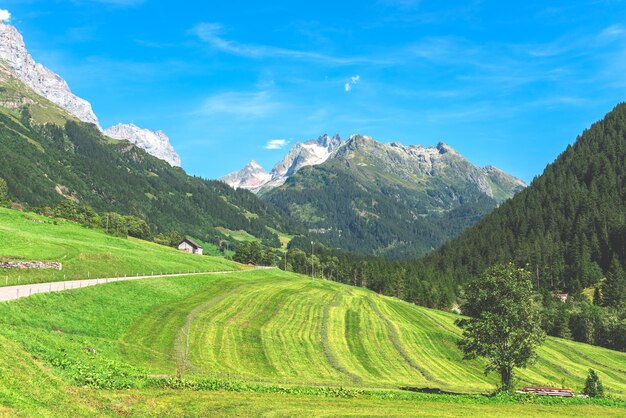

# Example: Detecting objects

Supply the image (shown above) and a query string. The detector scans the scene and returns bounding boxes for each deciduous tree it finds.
[456,263,545,392]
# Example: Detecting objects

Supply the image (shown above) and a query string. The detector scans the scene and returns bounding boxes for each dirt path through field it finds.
[0,270,258,302]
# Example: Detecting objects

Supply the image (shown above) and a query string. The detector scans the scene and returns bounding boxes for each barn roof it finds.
[179,238,203,249]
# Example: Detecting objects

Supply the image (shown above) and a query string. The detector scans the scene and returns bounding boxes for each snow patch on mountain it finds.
[222,134,343,193]
[221,160,272,192]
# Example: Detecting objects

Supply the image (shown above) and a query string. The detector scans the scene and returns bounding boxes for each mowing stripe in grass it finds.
[321,292,363,385]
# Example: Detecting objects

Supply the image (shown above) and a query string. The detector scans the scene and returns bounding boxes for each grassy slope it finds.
[0,271,624,392]
[0,207,243,285]
[0,207,625,415]
[0,271,624,416]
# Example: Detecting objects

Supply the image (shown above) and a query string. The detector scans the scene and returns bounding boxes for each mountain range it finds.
[224,133,525,258]
[0,22,180,167]
[221,134,343,193]
[0,46,294,248]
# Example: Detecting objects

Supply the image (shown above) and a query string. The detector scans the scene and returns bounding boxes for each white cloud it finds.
[197,91,280,118]
[264,139,288,149]
[345,74,360,92]
[0,9,11,22]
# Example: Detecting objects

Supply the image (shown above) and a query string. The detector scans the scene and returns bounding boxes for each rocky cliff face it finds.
[0,22,100,128]
[266,134,342,189]
[334,135,525,203]
[104,124,181,167]
[0,22,182,166]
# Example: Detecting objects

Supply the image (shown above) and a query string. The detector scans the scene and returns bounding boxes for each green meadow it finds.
[0,207,625,416]
[0,207,243,286]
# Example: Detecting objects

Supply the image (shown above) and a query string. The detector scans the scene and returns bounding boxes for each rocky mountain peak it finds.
[104,123,181,167]
[221,160,271,192]
[317,133,342,148]
[247,160,263,169]
[0,22,101,128]
[221,134,345,193]
[268,134,344,182]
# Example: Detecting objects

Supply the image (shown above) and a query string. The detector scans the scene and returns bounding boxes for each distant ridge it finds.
[262,134,525,258]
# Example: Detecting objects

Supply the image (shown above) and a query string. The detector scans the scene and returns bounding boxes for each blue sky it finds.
[3,0,626,183]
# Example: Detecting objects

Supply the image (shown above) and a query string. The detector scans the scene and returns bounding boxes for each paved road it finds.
[0,270,243,302]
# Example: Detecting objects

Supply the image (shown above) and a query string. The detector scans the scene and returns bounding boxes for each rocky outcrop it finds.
[336,135,525,203]
[0,261,62,270]
[104,123,181,167]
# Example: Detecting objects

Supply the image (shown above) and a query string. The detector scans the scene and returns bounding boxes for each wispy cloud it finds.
[76,0,145,5]
[264,139,288,149]
[344,75,360,92]
[197,91,280,118]
[0,9,11,22]
[379,0,421,10]
[192,22,382,65]
[599,24,626,40]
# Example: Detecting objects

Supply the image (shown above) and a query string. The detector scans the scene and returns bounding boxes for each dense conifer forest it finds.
[416,104,626,351]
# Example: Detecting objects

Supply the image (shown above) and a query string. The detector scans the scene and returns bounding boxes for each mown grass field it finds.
[0,207,625,416]
[0,270,624,416]
[0,207,243,286]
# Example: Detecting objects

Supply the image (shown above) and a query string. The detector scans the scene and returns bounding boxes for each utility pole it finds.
[311,241,314,279]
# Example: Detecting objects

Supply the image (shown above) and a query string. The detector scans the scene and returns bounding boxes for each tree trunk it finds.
[500,366,513,392]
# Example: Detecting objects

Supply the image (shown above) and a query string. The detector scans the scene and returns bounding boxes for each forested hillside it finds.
[422,103,626,296]
[265,136,524,259]
[0,66,296,247]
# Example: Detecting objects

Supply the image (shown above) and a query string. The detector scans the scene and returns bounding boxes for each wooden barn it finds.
[177,238,203,255]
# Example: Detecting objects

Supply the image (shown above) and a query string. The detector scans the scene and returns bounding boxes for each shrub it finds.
[583,369,604,398]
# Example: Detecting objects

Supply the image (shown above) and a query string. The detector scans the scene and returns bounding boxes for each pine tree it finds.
[593,286,602,305]
[583,369,605,398]
[602,257,625,308]
[0,177,8,206]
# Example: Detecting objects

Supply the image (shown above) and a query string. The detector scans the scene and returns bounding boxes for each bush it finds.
[583,369,604,398]
[0,177,8,206]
